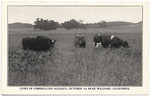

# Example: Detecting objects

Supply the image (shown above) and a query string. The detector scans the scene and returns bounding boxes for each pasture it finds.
[8,27,142,86]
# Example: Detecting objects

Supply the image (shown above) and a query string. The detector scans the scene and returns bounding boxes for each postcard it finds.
[1,1,149,95]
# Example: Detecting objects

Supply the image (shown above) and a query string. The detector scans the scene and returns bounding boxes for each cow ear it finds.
[54,40,57,42]
[98,34,100,36]
[81,35,84,38]
[76,35,79,38]
[51,40,56,42]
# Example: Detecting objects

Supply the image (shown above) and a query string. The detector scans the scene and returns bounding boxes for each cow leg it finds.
[95,43,99,48]
[84,44,86,48]
[82,42,86,48]
[83,44,86,48]
[23,46,27,50]
[95,42,102,48]
[93,42,96,47]
[110,45,113,48]
[116,46,120,48]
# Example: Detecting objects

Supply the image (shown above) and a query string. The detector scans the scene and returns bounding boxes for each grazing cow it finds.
[93,34,129,48]
[74,35,86,48]
[22,36,56,51]
[36,36,56,48]
[110,36,129,48]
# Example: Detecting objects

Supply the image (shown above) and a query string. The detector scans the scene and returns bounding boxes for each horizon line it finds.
[8,20,142,25]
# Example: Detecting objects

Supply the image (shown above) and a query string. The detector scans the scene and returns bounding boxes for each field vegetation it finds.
[8,27,142,86]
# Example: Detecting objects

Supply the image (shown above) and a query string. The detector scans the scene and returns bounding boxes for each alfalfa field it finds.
[8,26,142,86]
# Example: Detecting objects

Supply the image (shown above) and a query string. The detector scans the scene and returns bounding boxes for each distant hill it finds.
[85,21,135,28]
[136,21,142,27]
[9,22,34,29]
[106,21,135,27]
[137,21,142,24]
[106,21,142,29]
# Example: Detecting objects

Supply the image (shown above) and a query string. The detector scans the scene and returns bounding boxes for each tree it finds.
[78,19,86,29]
[79,24,86,29]
[55,22,61,28]
[34,18,40,30]
[42,19,49,31]
[33,18,57,31]
[61,19,80,30]
[99,20,107,28]
[48,20,57,30]
[38,18,43,31]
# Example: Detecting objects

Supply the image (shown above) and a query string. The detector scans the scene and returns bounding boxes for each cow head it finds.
[77,35,85,45]
[93,34,102,48]
[51,39,57,48]
[123,41,129,48]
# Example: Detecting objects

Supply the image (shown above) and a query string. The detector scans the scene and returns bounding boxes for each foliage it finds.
[34,18,58,31]
[34,18,108,30]
[61,19,80,30]
[99,20,107,28]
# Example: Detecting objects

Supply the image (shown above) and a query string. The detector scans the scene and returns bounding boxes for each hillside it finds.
[106,21,142,29]
[9,22,34,29]
[106,21,135,27]
[85,21,135,28]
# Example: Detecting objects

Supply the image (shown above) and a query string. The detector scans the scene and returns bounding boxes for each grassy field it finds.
[8,27,142,86]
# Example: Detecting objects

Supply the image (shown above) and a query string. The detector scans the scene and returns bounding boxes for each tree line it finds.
[34,18,107,31]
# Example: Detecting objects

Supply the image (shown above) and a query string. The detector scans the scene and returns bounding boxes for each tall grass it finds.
[8,28,142,86]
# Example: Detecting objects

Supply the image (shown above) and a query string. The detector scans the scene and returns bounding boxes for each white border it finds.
[1,1,149,95]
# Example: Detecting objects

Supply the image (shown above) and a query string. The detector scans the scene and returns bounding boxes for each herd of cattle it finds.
[22,34,129,52]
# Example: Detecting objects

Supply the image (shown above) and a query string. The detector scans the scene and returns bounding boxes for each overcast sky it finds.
[8,6,142,24]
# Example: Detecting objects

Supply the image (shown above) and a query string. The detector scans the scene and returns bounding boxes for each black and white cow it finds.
[74,35,86,48]
[93,34,129,48]
[22,36,56,51]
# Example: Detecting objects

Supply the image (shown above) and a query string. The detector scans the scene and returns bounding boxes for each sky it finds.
[8,6,142,24]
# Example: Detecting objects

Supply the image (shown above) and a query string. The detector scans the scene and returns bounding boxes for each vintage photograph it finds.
[8,6,143,86]
[1,1,149,95]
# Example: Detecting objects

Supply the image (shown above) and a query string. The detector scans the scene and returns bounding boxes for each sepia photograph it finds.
[1,1,149,95]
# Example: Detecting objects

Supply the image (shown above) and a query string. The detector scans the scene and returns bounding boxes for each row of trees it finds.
[34,18,60,31]
[34,18,107,31]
